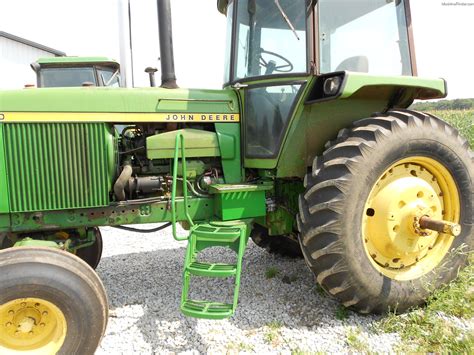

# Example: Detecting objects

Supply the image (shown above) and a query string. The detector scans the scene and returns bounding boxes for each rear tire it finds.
[251,224,302,258]
[297,110,473,313]
[0,247,108,354]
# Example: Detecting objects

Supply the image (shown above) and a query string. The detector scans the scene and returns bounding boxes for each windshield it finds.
[98,68,121,87]
[39,67,97,87]
[231,0,308,81]
[319,0,412,75]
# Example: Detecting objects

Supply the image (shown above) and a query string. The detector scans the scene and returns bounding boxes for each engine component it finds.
[114,160,133,201]
[127,176,166,197]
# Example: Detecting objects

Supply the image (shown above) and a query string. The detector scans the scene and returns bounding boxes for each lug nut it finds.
[8,310,14,316]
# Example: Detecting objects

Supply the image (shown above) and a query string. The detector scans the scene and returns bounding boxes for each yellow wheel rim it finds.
[362,157,460,281]
[0,298,67,354]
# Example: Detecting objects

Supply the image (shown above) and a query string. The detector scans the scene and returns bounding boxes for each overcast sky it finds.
[1,0,473,99]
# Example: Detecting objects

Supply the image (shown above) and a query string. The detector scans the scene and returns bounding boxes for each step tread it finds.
[192,224,243,242]
[187,261,237,277]
[181,300,234,319]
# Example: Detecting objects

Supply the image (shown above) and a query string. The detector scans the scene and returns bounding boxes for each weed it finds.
[264,321,284,346]
[335,305,349,320]
[346,327,368,352]
[265,267,279,279]
[267,320,282,330]
[264,331,278,344]
[377,253,474,352]
[314,284,326,296]
[226,341,254,353]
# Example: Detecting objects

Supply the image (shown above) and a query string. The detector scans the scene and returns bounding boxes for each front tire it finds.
[0,247,108,354]
[76,227,103,269]
[297,110,473,313]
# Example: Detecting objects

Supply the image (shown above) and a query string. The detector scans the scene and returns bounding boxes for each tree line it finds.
[410,98,474,111]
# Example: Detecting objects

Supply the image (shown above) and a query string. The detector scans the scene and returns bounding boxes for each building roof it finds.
[0,31,66,56]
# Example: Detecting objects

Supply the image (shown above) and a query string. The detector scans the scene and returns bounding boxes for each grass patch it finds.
[346,327,369,352]
[264,320,284,346]
[265,266,279,279]
[377,253,474,352]
[314,284,326,296]
[291,349,324,355]
[267,320,282,330]
[335,305,349,320]
[226,341,254,352]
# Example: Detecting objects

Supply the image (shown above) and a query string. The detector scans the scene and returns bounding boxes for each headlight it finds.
[323,76,342,96]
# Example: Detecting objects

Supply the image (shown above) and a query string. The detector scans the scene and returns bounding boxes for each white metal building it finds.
[0,32,65,89]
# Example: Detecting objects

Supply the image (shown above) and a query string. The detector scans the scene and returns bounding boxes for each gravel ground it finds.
[95,224,399,354]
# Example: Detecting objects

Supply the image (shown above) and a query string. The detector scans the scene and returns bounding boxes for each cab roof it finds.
[36,56,120,68]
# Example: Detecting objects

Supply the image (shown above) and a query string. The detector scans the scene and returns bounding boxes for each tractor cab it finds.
[220,0,414,81]
[219,0,416,159]
[31,56,121,88]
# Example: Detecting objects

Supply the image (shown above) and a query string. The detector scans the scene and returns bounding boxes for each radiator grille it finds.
[4,123,113,212]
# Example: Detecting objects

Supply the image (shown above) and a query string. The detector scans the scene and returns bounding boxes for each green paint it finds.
[147,129,220,159]
[0,87,239,115]
[2,197,214,233]
[0,124,11,213]
[264,179,304,235]
[14,238,60,248]
[215,123,242,183]
[171,133,194,241]
[37,57,119,66]
[272,73,447,178]
[181,220,250,319]
[210,184,269,221]
[340,73,446,99]
[4,123,115,212]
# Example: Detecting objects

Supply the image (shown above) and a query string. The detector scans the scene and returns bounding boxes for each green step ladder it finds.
[180,221,249,319]
[170,133,251,319]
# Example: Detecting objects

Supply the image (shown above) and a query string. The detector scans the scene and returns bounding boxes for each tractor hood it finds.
[0,87,240,123]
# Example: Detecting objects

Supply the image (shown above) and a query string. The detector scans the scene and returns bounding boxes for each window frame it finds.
[225,0,315,86]
[314,0,418,76]
[243,80,307,159]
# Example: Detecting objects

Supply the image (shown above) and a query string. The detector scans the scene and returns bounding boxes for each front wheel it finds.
[298,110,473,313]
[76,227,103,269]
[0,247,108,354]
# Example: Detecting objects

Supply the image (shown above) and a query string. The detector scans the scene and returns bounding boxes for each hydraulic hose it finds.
[112,223,172,234]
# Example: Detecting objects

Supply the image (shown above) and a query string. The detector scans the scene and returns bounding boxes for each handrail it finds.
[171,133,194,241]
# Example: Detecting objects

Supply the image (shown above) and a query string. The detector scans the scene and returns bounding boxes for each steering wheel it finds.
[259,49,294,74]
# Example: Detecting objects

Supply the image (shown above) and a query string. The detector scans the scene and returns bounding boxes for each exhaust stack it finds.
[157,0,178,89]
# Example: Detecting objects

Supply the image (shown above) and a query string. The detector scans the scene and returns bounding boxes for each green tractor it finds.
[0,0,472,353]
[31,56,121,88]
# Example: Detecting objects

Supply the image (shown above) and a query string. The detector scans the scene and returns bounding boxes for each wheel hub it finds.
[362,158,460,280]
[0,298,67,353]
